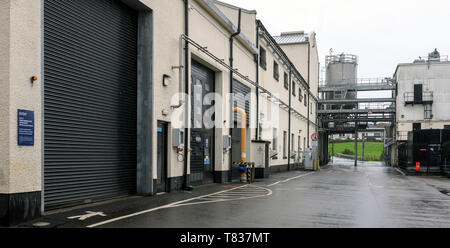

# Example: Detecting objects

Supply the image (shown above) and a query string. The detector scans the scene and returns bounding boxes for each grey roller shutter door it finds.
[43,0,138,209]
[232,79,251,126]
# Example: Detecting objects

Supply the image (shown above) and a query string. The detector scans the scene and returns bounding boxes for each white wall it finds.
[396,62,450,140]
[0,0,42,194]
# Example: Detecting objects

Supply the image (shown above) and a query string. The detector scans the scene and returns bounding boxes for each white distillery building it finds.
[392,49,450,165]
[0,0,320,225]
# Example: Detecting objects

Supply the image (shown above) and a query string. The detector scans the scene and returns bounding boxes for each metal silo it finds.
[325,53,358,110]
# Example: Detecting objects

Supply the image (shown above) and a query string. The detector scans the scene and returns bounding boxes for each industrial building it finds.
[0,0,320,226]
[392,49,450,167]
[318,50,397,166]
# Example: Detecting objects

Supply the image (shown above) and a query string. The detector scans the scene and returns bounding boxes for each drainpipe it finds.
[229,8,242,181]
[255,21,260,140]
[307,40,311,148]
[182,0,190,190]
[288,69,292,171]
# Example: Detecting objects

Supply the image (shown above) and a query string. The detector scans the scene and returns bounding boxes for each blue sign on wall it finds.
[18,109,34,146]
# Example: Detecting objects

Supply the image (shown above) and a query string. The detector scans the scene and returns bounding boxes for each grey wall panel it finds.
[43,0,138,209]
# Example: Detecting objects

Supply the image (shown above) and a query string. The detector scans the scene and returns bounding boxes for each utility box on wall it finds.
[172,129,185,147]
[304,148,319,171]
[250,140,271,178]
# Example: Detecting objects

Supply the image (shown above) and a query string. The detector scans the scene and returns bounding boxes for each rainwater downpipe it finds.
[288,69,292,171]
[182,0,190,190]
[307,41,311,148]
[255,21,260,140]
[228,8,242,181]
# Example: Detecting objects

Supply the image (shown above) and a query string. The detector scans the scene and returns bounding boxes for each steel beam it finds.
[319,98,395,104]
[319,84,397,92]
[320,118,394,123]
[318,109,395,114]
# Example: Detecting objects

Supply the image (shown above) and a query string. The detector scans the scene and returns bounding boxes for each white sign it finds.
[312,141,318,147]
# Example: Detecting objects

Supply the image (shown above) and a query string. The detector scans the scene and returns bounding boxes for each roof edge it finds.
[212,0,257,14]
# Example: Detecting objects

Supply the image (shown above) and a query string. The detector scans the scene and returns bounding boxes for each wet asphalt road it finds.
[21,157,450,228]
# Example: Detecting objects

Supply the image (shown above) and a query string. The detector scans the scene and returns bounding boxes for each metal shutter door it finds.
[190,62,215,184]
[43,0,138,209]
[232,79,251,126]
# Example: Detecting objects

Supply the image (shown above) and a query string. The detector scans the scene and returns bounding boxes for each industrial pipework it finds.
[233,107,247,162]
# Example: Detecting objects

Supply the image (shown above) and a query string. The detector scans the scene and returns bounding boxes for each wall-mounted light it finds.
[31,76,38,85]
[162,109,170,116]
[163,74,171,87]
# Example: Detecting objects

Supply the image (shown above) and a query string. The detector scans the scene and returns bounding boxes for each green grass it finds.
[329,141,384,161]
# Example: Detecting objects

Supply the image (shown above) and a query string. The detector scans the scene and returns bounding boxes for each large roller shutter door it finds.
[43,0,138,209]
[232,79,251,125]
[190,62,215,185]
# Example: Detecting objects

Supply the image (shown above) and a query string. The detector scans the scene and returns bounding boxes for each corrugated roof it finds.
[273,31,312,45]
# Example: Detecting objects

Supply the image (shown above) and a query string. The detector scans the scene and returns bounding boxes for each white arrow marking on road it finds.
[68,211,107,221]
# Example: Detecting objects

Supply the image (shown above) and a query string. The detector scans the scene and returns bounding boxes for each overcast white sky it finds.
[222,0,450,79]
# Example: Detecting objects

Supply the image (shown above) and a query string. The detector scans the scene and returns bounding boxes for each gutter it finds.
[195,0,257,55]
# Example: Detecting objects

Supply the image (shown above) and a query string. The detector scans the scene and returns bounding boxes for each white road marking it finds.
[267,181,281,187]
[281,172,315,183]
[87,185,271,228]
[267,172,315,187]
[68,211,106,221]
[395,168,406,176]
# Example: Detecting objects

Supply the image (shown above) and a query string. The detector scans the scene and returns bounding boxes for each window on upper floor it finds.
[299,89,303,102]
[292,81,296,96]
[272,128,278,159]
[260,47,267,70]
[274,62,279,81]
[304,94,307,106]
[283,72,288,89]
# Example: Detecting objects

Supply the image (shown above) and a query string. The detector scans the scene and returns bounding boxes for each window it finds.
[304,94,307,106]
[283,131,287,159]
[260,47,267,70]
[292,81,296,96]
[283,72,288,89]
[274,62,279,81]
[299,89,302,102]
[272,128,278,159]
[298,135,301,152]
[291,134,295,152]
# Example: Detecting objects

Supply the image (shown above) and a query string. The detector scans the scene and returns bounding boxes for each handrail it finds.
[325,54,358,66]
[404,92,434,102]
[319,78,396,87]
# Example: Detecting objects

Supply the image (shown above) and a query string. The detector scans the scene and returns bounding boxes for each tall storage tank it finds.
[325,54,358,110]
